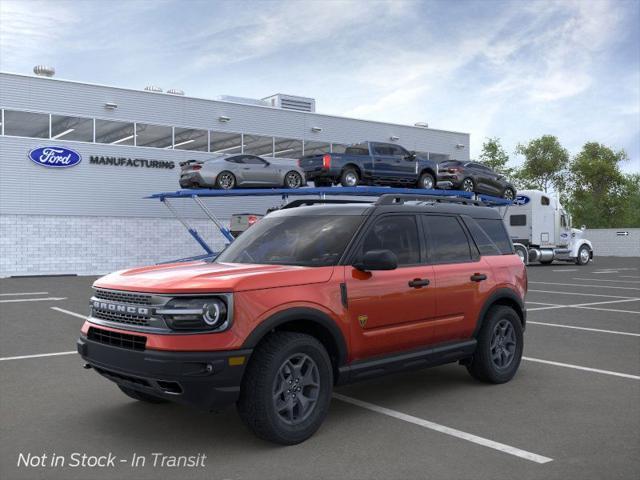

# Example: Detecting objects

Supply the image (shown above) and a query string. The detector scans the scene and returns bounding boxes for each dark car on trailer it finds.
[299,141,443,190]
[437,160,516,200]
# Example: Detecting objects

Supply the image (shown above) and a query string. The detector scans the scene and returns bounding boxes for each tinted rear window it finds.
[510,215,527,226]
[422,215,472,263]
[474,218,513,255]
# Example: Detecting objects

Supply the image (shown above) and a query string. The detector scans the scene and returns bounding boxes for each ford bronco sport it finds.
[78,194,527,444]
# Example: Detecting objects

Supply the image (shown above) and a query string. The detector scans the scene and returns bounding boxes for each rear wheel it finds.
[237,332,333,445]
[466,306,523,384]
[514,244,528,265]
[461,177,475,192]
[340,168,359,187]
[118,385,167,404]
[417,172,435,190]
[576,245,591,265]
[284,171,303,189]
[503,187,515,200]
[216,171,236,189]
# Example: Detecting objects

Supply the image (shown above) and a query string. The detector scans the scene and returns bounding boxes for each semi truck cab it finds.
[501,190,593,265]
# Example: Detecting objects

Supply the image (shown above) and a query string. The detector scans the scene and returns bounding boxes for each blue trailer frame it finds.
[147,187,511,260]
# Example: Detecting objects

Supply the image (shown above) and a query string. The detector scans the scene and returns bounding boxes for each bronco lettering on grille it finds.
[92,300,149,316]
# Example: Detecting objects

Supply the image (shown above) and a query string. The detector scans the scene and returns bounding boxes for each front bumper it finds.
[77,335,251,411]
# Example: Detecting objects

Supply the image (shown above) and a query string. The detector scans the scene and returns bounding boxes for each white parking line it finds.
[0,292,49,296]
[528,289,637,299]
[527,298,640,312]
[526,301,559,306]
[552,269,578,272]
[0,297,67,303]
[51,307,88,320]
[523,357,640,380]
[573,278,640,284]
[333,393,553,464]
[527,321,640,337]
[620,275,640,279]
[573,306,640,315]
[0,351,76,362]
[529,281,640,291]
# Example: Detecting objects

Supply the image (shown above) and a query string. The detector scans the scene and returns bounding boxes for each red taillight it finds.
[297,159,302,167]
[247,215,258,226]
[192,165,202,171]
[322,154,331,169]
[448,167,459,173]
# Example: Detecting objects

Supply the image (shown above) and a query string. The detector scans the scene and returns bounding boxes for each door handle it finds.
[408,278,430,288]
[470,273,487,282]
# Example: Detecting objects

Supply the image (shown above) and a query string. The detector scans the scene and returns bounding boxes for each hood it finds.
[94,261,334,294]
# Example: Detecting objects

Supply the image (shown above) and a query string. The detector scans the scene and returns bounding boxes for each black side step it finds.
[336,339,477,385]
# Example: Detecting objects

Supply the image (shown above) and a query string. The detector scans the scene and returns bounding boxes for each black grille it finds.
[92,310,150,326]
[88,327,146,351]
[94,289,151,305]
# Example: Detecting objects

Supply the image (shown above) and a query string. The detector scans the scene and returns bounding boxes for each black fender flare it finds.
[242,307,348,367]
[473,288,526,337]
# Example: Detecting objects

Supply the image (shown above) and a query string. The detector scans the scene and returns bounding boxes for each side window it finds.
[474,218,513,255]
[541,196,550,206]
[510,215,526,226]
[244,155,267,165]
[226,156,244,164]
[422,215,472,263]
[360,216,420,266]
[373,145,392,156]
[561,214,567,228]
[389,145,408,157]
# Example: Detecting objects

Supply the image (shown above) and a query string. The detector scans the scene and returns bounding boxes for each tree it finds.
[479,137,511,173]
[565,142,637,228]
[515,135,569,193]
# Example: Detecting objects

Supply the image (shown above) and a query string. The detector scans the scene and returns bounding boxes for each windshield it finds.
[215,215,364,267]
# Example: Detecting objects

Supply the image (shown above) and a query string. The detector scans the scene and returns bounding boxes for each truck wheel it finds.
[340,168,359,187]
[514,244,528,265]
[540,259,553,265]
[417,172,435,190]
[503,187,515,200]
[462,177,475,192]
[118,385,167,404]
[237,332,333,445]
[216,171,236,189]
[466,305,523,384]
[576,245,591,265]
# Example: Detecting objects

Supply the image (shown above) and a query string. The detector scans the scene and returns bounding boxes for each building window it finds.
[173,127,208,151]
[303,141,331,156]
[210,131,243,154]
[273,137,303,159]
[3,110,49,138]
[51,115,94,142]
[95,119,135,145]
[244,134,274,156]
[135,123,173,149]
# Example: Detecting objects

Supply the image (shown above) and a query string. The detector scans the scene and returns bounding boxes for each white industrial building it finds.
[0,69,470,276]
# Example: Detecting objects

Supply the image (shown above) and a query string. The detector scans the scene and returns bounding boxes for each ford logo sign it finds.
[513,195,530,206]
[28,146,82,168]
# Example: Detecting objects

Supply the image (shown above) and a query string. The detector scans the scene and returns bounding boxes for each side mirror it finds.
[581,225,586,231]
[405,151,416,160]
[353,249,398,271]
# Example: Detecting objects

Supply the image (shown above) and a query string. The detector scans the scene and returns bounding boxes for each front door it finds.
[346,214,437,359]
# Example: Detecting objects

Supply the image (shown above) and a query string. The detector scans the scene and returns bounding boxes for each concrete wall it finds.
[587,228,640,257]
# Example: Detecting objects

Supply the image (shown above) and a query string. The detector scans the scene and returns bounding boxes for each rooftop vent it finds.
[216,95,270,107]
[414,122,429,128]
[263,94,316,113]
[167,88,185,96]
[33,65,55,77]
[144,85,163,93]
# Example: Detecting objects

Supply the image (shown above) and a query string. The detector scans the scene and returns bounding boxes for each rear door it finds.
[370,143,397,182]
[421,214,491,343]
[346,214,437,359]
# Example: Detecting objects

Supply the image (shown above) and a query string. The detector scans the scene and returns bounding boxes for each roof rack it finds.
[375,194,487,206]
[146,186,512,260]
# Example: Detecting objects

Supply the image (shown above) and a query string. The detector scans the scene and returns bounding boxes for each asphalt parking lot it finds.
[1,257,639,480]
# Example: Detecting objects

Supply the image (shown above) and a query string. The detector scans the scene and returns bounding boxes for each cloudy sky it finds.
[1,0,638,172]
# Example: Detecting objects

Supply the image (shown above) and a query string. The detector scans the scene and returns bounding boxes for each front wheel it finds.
[237,332,333,445]
[576,245,591,265]
[466,306,523,384]
[503,187,515,200]
[284,171,303,189]
[461,177,475,192]
[514,244,528,265]
[417,172,435,190]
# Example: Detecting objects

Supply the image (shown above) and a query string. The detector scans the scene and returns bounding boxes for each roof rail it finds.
[375,194,486,206]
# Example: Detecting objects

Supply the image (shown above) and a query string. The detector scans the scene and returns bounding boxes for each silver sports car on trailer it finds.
[179,154,307,189]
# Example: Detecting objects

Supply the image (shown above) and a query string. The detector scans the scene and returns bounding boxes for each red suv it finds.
[78,194,527,444]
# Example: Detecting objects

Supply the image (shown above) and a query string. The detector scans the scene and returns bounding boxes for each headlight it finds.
[157,297,229,331]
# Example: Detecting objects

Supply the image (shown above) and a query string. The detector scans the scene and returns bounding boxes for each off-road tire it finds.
[339,168,359,187]
[118,385,167,404]
[466,306,523,384]
[237,332,333,445]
